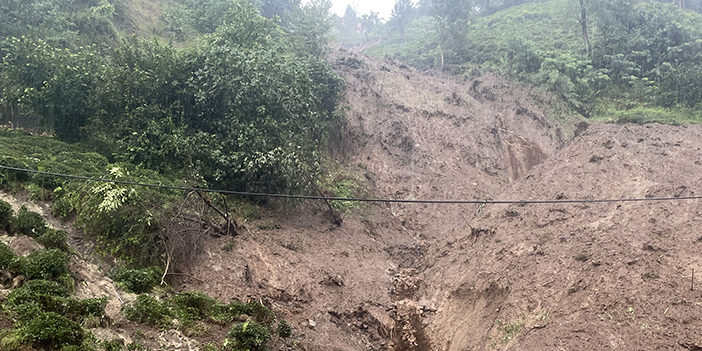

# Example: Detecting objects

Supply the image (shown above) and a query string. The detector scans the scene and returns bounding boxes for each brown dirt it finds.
[7,47,702,351]
[175,48,586,350]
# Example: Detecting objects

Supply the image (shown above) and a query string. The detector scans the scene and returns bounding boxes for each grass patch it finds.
[495,317,524,344]
[592,106,702,126]
[318,161,368,213]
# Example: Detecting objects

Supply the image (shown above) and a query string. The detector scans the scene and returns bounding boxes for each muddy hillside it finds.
[177,47,585,351]
[33,47,700,351]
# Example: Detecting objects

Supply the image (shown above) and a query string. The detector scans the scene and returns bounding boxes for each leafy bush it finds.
[211,300,248,324]
[0,200,12,231]
[0,241,17,270]
[6,279,106,329]
[168,291,217,324]
[277,319,292,338]
[64,296,108,323]
[224,321,271,351]
[110,266,162,294]
[11,206,48,237]
[123,294,171,327]
[36,229,69,251]
[7,279,70,322]
[21,249,70,281]
[18,312,84,349]
[243,301,275,326]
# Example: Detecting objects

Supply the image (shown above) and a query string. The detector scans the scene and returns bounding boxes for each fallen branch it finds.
[316,186,343,226]
[197,190,238,235]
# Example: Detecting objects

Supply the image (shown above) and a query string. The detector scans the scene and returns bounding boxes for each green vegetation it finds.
[0,0,346,270]
[495,317,524,344]
[318,161,368,213]
[277,319,292,338]
[0,0,331,350]
[224,321,271,351]
[0,199,12,230]
[36,229,70,251]
[1,249,108,350]
[0,241,16,270]
[110,266,162,293]
[11,205,48,237]
[123,291,286,348]
[21,249,70,280]
[356,0,702,124]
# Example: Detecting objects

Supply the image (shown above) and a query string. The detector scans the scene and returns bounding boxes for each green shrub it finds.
[211,300,248,323]
[212,300,274,325]
[0,241,17,270]
[9,279,71,300]
[224,321,271,351]
[65,297,108,323]
[11,206,48,237]
[168,291,217,324]
[19,312,84,349]
[21,249,70,280]
[36,229,70,251]
[110,267,161,294]
[0,200,12,230]
[123,294,171,327]
[7,279,71,322]
[277,319,291,338]
[245,301,275,326]
[7,279,106,327]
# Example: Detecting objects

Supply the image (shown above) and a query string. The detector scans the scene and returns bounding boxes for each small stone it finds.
[308,319,316,328]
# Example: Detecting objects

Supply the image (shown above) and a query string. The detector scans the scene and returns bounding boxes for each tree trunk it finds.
[579,0,591,55]
[441,48,445,70]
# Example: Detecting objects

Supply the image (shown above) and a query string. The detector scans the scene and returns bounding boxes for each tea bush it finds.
[123,294,171,327]
[21,249,70,281]
[110,266,162,294]
[224,321,271,351]
[11,206,48,237]
[0,241,17,270]
[19,312,84,349]
[36,229,69,252]
[0,200,12,230]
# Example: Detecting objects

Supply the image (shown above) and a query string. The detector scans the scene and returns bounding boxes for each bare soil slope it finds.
[421,123,702,351]
[178,48,587,350]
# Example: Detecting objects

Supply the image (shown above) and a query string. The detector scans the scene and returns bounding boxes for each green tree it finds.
[259,0,300,25]
[431,0,472,68]
[1,37,103,141]
[286,0,334,57]
[0,0,75,47]
[391,0,414,43]
[360,11,380,41]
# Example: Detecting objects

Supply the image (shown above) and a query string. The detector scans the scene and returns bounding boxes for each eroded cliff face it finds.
[172,48,587,350]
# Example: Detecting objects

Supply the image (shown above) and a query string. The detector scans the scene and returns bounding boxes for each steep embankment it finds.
[177,48,581,350]
[421,123,702,350]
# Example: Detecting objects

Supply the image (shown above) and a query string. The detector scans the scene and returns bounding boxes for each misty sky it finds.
[330,0,395,20]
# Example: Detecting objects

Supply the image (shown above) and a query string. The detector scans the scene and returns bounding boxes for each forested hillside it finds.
[0,0,351,349]
[342,0,702,122]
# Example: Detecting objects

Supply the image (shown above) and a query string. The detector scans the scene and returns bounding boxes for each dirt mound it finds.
[330,48,579,241]
[421,123,702,350]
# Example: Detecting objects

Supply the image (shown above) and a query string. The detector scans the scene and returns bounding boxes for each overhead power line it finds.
[0,164,700,205]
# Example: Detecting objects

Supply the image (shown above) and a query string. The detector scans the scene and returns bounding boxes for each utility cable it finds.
[1,164,700,205]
